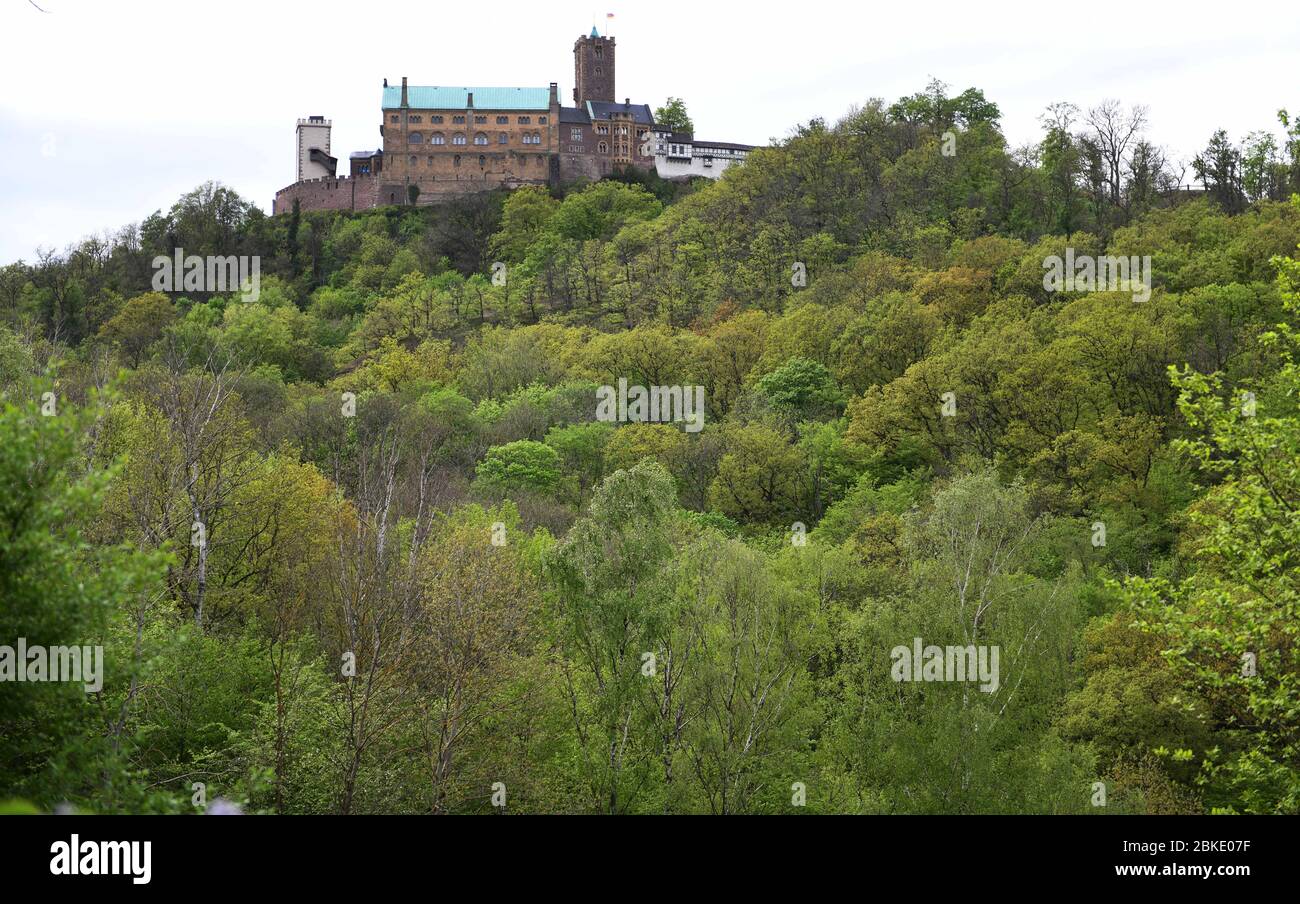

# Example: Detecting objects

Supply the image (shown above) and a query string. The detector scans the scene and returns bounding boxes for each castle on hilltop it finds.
[272,28,756,214]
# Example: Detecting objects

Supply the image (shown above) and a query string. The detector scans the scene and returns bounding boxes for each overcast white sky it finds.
[1,0,1297,264]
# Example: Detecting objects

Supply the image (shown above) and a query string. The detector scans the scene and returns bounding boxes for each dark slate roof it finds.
[559,106,591,124]
[693,140,756,151]
[586,100,654,125]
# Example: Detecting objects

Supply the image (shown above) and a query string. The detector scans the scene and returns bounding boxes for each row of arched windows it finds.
[405,153,549,168]
[408,131,543,146]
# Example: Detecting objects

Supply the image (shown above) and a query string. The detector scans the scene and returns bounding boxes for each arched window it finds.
[474,133,488,146]
[430,132,445,145]
[478,154,486,167]
[498,132,508,144]
[452,133,466,145]
[454,154,461,166]
[598,141,608,154]
[407,132,423,144]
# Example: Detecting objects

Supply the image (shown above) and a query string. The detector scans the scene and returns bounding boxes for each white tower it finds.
[296,116,334,181]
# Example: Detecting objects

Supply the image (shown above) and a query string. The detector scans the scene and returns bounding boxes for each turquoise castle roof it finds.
[381,86,551,111]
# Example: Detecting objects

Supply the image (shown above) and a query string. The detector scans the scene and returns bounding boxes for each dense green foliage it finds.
[2,83,1299,813]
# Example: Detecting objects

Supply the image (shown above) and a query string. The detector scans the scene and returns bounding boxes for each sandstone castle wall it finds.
[272,175,381,215]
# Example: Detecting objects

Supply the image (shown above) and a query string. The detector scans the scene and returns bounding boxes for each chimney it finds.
[549,82,558,105]
[467,91,474,108]
[400,76,408,107]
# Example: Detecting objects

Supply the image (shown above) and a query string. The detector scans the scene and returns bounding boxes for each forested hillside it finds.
[3,83,1299,814]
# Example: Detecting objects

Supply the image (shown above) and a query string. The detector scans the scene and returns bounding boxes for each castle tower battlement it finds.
[573,29,615,106]
[296,115,334,181]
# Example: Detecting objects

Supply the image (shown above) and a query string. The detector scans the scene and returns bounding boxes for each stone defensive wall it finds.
[272,175,382,215]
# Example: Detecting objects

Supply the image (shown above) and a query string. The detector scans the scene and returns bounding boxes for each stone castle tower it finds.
[296,116,334,181]
[573,28,615,105]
